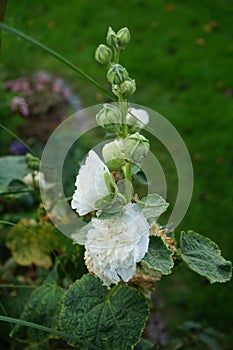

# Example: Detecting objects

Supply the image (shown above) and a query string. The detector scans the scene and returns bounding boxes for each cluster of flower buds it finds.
[94,27,150,176]
[25,153,40,171]
[95,27,136,99]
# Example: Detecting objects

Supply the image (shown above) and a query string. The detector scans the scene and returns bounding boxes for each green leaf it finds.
[0,155,29,193]
[137,194,169,221]
[180,231,232,283]
[10,268,65,343]
[141,236,174,275]
[60,274,149,350]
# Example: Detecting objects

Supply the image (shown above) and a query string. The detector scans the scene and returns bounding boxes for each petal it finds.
[127,108,149,128]
[71,150,114,215]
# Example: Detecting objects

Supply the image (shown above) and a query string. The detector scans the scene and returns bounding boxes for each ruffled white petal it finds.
[71,150,114,215]
[84,203,150,286]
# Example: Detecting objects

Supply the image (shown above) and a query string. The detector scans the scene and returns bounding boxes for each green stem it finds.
[0,0,7,49]
[114,48,120,64]
[0,284,36,288]
[0,315,99,349]
[124,161,132,202]
[0,22,116,101]
[117,192,127,204]
[0,122,37,156]
[118,94,128,138]
[117,91,131,201]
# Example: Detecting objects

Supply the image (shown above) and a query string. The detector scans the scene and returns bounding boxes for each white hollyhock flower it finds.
[84,203,150,286]
[126,107,149,129]
[71,150,116,216]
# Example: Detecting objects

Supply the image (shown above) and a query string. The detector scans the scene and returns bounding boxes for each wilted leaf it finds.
[141,236,174,275]
[180,231,232,283]
[6,220,54,269]
[60,274,149,349]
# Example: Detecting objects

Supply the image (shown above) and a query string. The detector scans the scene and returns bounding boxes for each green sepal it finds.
[180,231,232,283]
[105,157,125,171]
[60,274,149,350]
[94,172,117,210]
[103,171,117,194]
[141,236,174,275]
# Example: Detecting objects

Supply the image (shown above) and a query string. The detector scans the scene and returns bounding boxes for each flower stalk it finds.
[72,27,155,286]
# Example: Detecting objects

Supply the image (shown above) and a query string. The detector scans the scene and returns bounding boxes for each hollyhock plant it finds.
[0,22,231,350]
[69,26,232,293]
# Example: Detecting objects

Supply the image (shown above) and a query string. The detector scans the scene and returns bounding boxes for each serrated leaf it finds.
[0,155,29,193]
[60,274,149,350]
[137,194,169,221]
[141,236,174,275]
[10,269,64,343]
[180,231,232,283]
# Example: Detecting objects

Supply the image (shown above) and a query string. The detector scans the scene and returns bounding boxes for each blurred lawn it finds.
[1,0,233,346]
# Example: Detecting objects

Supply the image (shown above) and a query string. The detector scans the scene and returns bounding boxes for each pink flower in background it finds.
[4,70,77,118]
[11,96,30,117]
[4,78,31,92]
[62,87,71,99]
[52,80,62,93]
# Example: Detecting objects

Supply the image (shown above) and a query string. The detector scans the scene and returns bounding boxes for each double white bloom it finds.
[71,150,150,286]
[75,203,150,286]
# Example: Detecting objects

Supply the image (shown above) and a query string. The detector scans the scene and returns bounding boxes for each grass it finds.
[1,0,233,347]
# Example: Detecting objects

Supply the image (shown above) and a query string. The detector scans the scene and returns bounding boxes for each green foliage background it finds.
[1,0,233,347]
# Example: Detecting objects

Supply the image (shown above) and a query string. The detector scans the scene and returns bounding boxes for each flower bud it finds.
[102,138,125,170]
[124,132,150,164]
[96,103,122,129]
[124,79,136,96]
[107,64,128,85]
[112,78,136,98]
[106,27,117,46]
[25,153,40,171]
[95,44,112,64]
[22,171,47,189]
[117,27,130,46]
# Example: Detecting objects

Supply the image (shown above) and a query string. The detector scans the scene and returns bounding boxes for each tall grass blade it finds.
[0,22,115,100]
